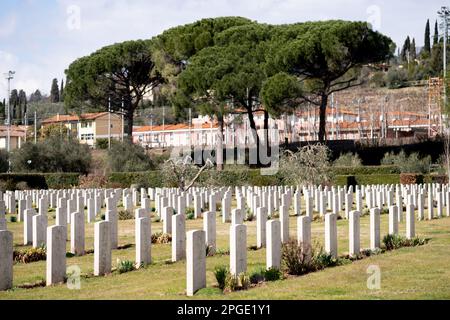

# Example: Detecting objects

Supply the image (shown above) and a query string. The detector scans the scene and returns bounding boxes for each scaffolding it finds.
[428,77,444,137]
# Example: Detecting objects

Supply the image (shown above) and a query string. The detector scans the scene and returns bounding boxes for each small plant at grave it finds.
[100,214,106,221]
[282,240,317,275]
[264,267,282,282]
[224,273,239,293]
[315,251,339,268]
[239,272,250,290]
[186,207,194,215]
[151,232,172,244]
[116,259,135,274]
[249,268,266,284]
[151,207,156,212]
[118,209,134,220]
[51,214,56,220]
[206,245,215,257]
[48,208,55,212]
[214,265,229,290]
[362,208,370,216]
[360,248,384,257]
[187,212,195,220]
[215,248,230,256]
[9,216,17,223]
[245,208,255,222]
[14,246,47,264]
[381,207,389,215]
[382,234,427,251]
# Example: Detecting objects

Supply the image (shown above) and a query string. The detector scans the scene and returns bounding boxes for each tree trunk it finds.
[125,107,134,143]
[318,93,328,143]
[263,110,269,148]
[216,114,224,171]
[247,108,260,166]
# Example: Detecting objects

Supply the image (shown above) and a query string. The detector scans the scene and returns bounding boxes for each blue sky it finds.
[0,0,447,100]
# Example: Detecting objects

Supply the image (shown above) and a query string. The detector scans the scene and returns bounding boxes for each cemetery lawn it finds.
[1,207,449,300]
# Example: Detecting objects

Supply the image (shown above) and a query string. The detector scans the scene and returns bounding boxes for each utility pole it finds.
[121,98,124,142]
[438,6,450,131]
[34,111,37,144]
[108,96,111,150]
[4,71,14,155]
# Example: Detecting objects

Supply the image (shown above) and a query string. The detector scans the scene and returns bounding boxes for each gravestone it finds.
[203,211,216,254]
[70,211,85,256]
[94,221,111,276]
[230,224,247,276]
[46,225,66,286]
[370,208,381,250]
[256,207,267,248]
[325,213,337,259]
[186,230,206,296]
[349,210,360,256]
[0,230,13,291]
[136,217,151,267]
[172,213,186,262]
[266,220,281,270]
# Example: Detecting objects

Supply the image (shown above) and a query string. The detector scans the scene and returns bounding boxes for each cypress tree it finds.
[411,38,417,61]
[424,19,431,53]
[434,20,439,46]
[50,78,60,103]
[60,79,65,102]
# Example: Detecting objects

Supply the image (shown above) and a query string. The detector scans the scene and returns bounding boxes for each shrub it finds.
[245,209,255,222]
[116,259,135,274]
[334,153,362,167]
[400,173,424,185]
[382,234,427,250]
[282,240,316,275]
[78,174,108,189]
[264,267,282,281]
[10,137,91,174]
[224,273,239,292]
[14,246,46,264]
[279,144,332,186]
[151,232,172,244]
[214,265,229,290]
[10,216,17,223]
[381,151,431,174]
[187,212,195,220]
[107,140,154,172]
[100,214,106,220]
[249,268,265,284]
[118,209,133,220]
[239,273,250,290]
[95,138,109,150]
[0,149,9,173]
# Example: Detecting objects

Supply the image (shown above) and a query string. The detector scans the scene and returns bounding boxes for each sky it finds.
[0,0,447,101]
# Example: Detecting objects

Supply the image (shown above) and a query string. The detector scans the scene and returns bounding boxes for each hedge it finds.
[107,171,164,188]
[0,173,80,190]
[333,174,401,186]
[331,165,400,175]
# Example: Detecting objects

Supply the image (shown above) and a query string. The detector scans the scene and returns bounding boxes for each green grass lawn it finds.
[1,204,449,300]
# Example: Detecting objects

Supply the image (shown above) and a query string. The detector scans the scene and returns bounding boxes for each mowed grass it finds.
[0,204,449,300]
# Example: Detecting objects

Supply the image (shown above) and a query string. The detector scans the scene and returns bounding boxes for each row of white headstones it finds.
[0,182,449,295]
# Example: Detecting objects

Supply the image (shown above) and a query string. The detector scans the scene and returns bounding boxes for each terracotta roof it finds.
[42,112,111,124]
[134,122,219,133]
[0,125,28,137]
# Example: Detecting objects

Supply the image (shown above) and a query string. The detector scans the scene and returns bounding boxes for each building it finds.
[0,125,28,150]
[41,112,123,147]
[133,122,219,148]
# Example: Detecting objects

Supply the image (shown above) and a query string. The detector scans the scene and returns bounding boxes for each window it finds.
[81,121,92,128]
